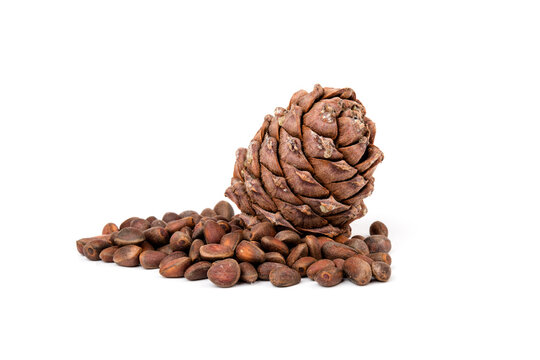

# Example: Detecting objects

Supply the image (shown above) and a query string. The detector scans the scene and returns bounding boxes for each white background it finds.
[1,1,539,359]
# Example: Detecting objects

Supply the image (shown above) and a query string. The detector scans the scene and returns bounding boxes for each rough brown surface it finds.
[225,85,383,237]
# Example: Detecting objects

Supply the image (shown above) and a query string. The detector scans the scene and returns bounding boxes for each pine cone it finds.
[225,84,383,238]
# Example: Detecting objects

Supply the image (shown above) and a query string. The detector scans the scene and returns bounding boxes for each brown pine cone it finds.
[225,84,383,237]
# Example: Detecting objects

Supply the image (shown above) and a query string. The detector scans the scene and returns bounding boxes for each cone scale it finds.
[225,85,383,237]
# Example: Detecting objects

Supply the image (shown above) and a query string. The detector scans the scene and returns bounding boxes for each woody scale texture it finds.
[226,84,384,238]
